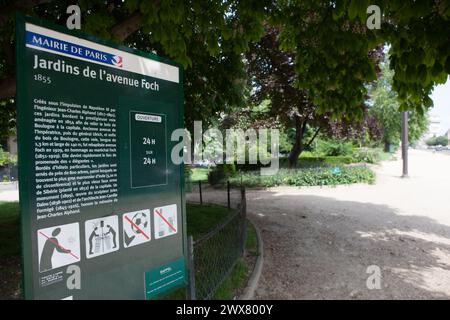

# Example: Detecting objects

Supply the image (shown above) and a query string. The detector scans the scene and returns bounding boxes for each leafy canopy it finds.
[276,0,450,118]
[0,0,449,129]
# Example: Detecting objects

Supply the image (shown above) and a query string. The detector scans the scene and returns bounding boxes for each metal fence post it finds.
[240,186,247,255]
[187,235,196,300]
[198,180,203,205]
[227,180,231,209]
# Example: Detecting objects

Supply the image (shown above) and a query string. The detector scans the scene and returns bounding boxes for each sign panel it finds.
[16,15,186,299]
[144,257,186,300]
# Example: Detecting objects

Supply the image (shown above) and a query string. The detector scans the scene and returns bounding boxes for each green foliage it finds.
[279,155,355,168]
[369,60,429,146]
[1,0,270,128]
[0,100,16,142]
[352,148,387,164]
[426,136,449,146]
[189,168,211,182]
[277,1,450,116]
[387,1,450,112]
[301,155,355,166]
[0,148,15,166]
[316,140,355,157]
[277,2,378,119]
[1,1,450,128]
[207,164,237,185]
[227,166,375,188]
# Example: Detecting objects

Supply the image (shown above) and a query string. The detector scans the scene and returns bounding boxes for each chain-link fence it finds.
[186,182,247,300]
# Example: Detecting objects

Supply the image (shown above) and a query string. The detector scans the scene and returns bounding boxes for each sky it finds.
[430,78,450,135]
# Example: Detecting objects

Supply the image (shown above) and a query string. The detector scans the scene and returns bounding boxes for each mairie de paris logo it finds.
[112,55,123,67]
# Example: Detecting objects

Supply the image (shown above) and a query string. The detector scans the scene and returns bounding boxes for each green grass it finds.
[212,222,258,300]
[245,222,258,254]
[189,168,211,182]
[163,222,258,300]
[186,203,231,239]
[212,260,248,299]
[161,203,232,300]
[0,201,22,300]
[0,201,20,258]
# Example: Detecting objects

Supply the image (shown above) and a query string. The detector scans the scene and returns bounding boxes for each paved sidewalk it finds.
[0,189,19,202]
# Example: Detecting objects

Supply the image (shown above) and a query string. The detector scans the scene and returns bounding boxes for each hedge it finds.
[226,166,375,188]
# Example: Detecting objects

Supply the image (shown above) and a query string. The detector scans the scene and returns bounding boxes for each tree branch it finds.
[110,11,144,42]
[304,127,321,150]
[110,0,162,41]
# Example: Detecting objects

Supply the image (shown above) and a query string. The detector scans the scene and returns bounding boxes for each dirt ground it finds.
[187,150,450,299]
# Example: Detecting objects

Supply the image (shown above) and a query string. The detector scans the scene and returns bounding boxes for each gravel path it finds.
[187,150,450,299]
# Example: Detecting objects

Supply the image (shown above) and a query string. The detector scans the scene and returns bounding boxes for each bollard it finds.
[227,180,231,209]
[240,186,247,255]
[198,180,203,205]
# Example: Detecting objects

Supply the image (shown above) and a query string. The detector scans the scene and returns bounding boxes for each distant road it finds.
[420,148,450,156]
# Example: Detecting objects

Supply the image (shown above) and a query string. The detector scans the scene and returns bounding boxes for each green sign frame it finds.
[16,14,187,300]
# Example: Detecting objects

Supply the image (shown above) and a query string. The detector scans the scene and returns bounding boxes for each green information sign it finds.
[16,15,187,299]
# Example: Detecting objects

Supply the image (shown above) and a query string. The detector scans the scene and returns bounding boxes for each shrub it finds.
[277,155,355,168]
[316,140,354,157]
[208,164,236,185]
[352,148,385,164]
[227,166,375,188]
[426,136,449,146]
[299,155,355,166]
[0,148,16,167]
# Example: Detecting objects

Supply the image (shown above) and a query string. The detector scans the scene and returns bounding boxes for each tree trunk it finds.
[288,117,306,168]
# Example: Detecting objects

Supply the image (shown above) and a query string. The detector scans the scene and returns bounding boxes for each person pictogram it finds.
[39,228,72,272]
[87,220,117,255]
